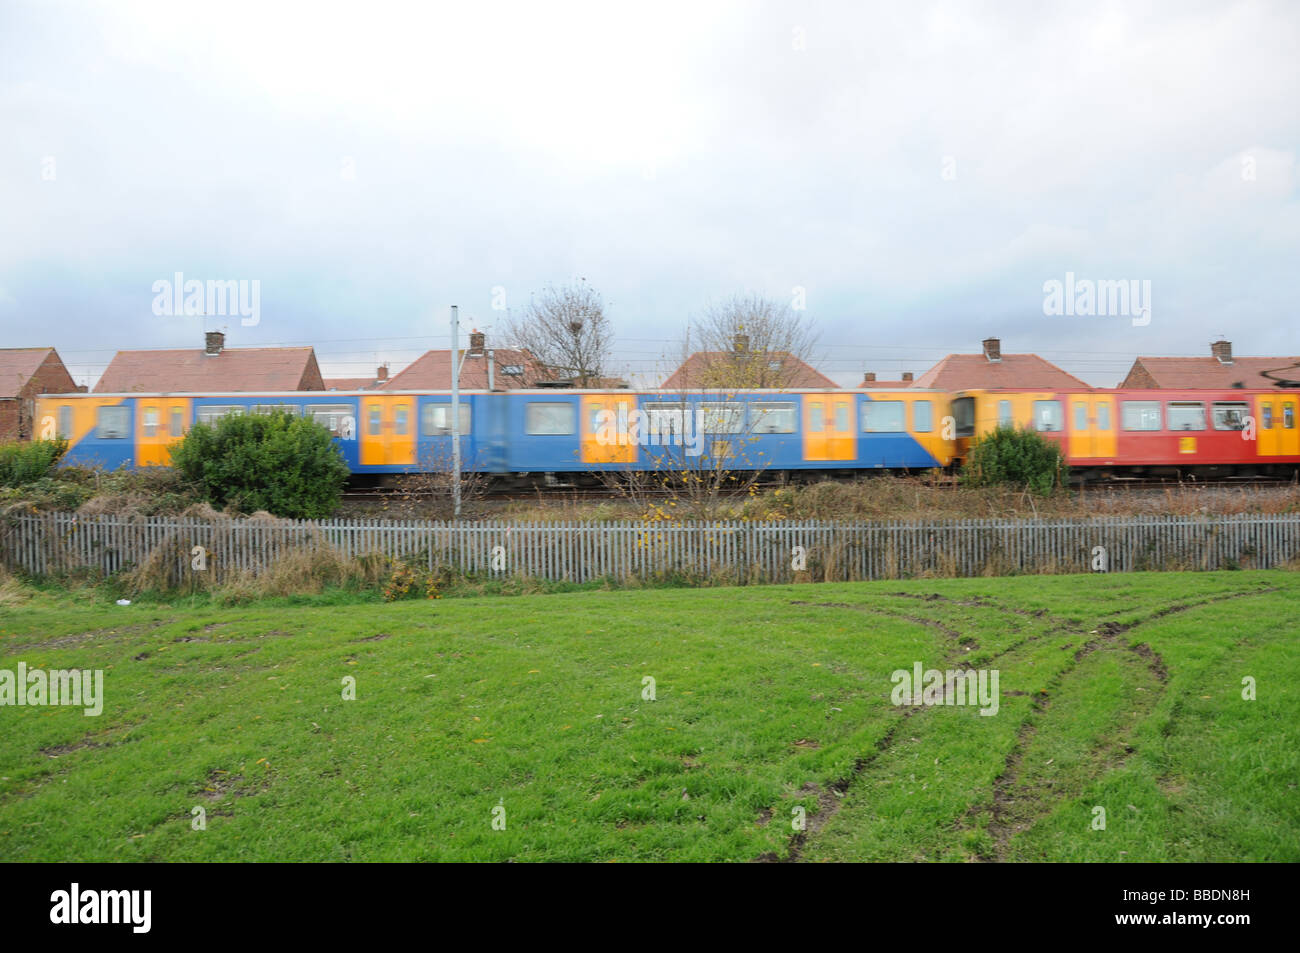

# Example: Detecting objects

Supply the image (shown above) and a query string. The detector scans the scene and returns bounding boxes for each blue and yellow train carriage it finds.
[35,387,956,478]
[33,391,492,475]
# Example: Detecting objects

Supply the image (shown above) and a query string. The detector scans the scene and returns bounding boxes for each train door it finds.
[1258,395,1299,457]
[137,397,190,466]
[360,395,416,467]
[1067,394,1116,460]
[581,394,637,465]
[803,394,855,462]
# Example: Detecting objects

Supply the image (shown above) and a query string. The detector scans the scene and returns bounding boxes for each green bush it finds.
[961,425,1068,495]
[169,411,349,518]
[0,439,68,487]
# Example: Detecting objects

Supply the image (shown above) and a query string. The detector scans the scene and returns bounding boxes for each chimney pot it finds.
[863,372,876,383]
[376,364,388,382]
[902,372,914,382]
[204,331,225,355]
[1211,339,1233,364]
[982,337,1001,362]
[469,329,486,357]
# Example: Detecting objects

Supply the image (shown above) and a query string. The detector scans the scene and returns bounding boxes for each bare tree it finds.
[503,280,613,387]
[682,292,820,390]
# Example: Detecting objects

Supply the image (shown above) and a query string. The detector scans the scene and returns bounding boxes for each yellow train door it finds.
[581,395,637,464]
[360,396,416,466]
[1068,394,1116,459]
[1257,397,1278,457]
[1260,395,1299,457]
[804,394,855,461]
[137,397,190,467]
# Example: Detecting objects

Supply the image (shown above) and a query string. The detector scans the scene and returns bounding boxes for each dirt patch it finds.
[352,633,393,643]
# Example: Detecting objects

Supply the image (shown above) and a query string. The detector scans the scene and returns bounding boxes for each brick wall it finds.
[12,351,79,440]
[1119,361,1156,389]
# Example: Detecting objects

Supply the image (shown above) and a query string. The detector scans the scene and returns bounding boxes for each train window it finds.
[1167,402,1206,431]
[750,402,796,434]
[367,405,381,436]
[421,403,471,435]
[701,402,744,433]
[96,405,130,439]
[252,404,300,416]
[1121,401,1161,431]
[862,401,906,432]
[58,406,72,438]
[913,400,933,433]
[997,400,1013,428]
[645,403,686,439]
[394,405,410,436]
[526,402,575,435]
[1286,405,1296,429]
[1212,402,1250,431]
[169,407,184,437]
[1097,403,1111,430]
[1073,402,1088,431]
[1033,400,1063,432]
[305,404,353,437]
[833,403,849,431]
[808,402,824,433]
[1262,404,1273,429]
[952,397,975,437]
[143,406,159,437]
[197,405,244,426]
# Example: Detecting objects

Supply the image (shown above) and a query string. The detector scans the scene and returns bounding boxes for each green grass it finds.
[1,572,1296,861]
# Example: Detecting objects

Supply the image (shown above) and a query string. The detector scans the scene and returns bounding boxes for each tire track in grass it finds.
[760,596,1055,862]
[970,586,1274,861]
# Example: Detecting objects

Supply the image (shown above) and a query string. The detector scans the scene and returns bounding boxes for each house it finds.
[380,331,547,391]
[909,338,1090,391]
[93,332,325,393]
[0,347,80,440]
[660,334,838,390]
[1120,340,1300,389]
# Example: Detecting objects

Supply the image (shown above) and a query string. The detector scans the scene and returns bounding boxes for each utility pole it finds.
[450,304,462,518]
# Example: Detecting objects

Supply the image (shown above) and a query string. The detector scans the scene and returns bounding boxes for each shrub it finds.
[0,439,67,487]
[961,425,1068,495]
[169,411,349,518]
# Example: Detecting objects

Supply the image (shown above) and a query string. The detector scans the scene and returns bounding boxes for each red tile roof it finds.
[911,353,1090,391]
[0,347,59,398]
[381,348,544,390]
[94,347,324,393]
[660,351,837,390]
[1122,356,1300,389]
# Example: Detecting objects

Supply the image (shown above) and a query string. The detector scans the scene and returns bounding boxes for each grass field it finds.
[1,572,1296,862]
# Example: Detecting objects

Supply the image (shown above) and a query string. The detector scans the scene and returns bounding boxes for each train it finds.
[32,385,1300,484]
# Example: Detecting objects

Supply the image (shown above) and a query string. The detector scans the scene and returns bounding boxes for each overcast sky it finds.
[2,0,1297,388]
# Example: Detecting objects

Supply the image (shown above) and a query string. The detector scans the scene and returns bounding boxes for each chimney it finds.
[204,331,225,355]
[376,364,388,383]
[902,372,914,383]
[982,337,1001,363]
[1211,339,1233,364]
[863,372,877,384]
[733,332,749,353]
[76,384,88,393]
[469,329,486,357]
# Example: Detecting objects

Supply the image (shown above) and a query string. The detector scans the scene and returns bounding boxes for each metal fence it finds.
[3,512,1298,584]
